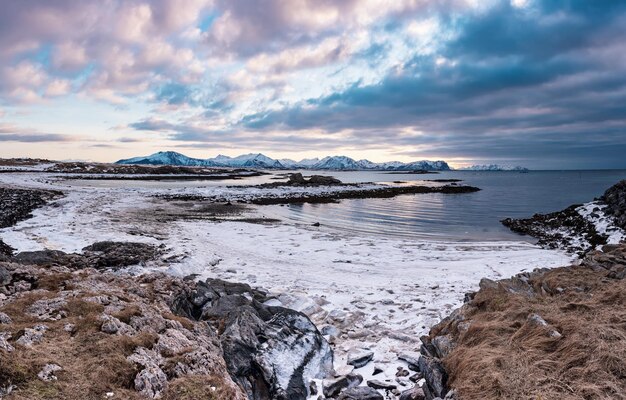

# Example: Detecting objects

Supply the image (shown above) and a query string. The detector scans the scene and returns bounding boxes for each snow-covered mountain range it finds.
[116,151,451,171]
[460,164,529,171]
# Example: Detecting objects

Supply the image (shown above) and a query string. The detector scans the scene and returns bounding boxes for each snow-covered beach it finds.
[0,169,575,390]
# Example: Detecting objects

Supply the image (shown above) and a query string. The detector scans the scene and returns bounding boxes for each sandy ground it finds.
[0,171,573,393]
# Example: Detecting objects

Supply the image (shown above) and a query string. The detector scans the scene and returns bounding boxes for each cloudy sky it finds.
[1,0,625,168]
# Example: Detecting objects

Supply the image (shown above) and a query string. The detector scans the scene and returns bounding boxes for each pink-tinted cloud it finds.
[0,0,212,104]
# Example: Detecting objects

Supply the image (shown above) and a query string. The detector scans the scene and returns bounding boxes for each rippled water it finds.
[262,170,626,241]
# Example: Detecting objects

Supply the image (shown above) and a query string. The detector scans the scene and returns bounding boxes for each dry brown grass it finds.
[0,263,247,400]
[441,266,626,400]
[162,311,195,330]
[0,272,160,400]
[162,375,241,400]
[112,304,142,324]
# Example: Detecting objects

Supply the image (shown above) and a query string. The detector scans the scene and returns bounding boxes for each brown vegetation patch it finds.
[0,261,245,400]
[112,304,143,324]
[436,266,626,399]
[0,298,148,399]
[162,375,241,400]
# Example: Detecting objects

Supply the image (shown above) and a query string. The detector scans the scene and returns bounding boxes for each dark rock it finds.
[601,180,626,229]
[0,240,14,257]
[463,291,475,303]
[0,265,10,286]
[288,173,308,185]
[399,353,421,371]
[0,187,62,229]
[367,379,397,390]
[309,381,318,396]
[338,386,384,400]
[373,366,384,375]
[252,184,480,205]
[82,241,162,269]
[307,175,342,185]
[323,374,363,398]
[347,350,374,368]
[399,386,426,400]
[432,335,455,358]
[201,294,250,320]
[501,204,608,256]
[11,242,162,271]
[189,280,218,306]
[418,356,447,399]
[13,249,78,267]
[396,368,410,377]
[172,279,333,400]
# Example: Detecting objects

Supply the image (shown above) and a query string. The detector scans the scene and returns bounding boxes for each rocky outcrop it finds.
[11,241,165,270]
[171,278,334,400]
[502,180,626,255]
[252,184,481,205]
[0,187,62,229]
[601,179,626,229]
[501,204,605,255]
[0,254,334,400]
[260,173,343,188]
[286,173,342,186]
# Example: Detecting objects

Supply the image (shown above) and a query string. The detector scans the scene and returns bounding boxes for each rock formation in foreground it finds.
[0,247,333,399]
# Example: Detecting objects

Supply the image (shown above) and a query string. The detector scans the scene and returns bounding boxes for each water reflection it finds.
[264,170,626,241]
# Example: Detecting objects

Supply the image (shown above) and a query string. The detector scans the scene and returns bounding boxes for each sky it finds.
[0,0,625,169]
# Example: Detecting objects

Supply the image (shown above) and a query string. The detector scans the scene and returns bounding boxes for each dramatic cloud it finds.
[0,0,625,167]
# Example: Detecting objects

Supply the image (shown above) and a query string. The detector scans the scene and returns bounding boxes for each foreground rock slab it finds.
[172,278,334,400]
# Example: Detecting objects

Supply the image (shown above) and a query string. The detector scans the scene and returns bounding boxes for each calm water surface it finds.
[262,170,626,241]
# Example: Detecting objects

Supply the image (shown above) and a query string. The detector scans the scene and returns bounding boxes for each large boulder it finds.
[172,278,334,400]
[338,386,384,400]
[601,180,626,229]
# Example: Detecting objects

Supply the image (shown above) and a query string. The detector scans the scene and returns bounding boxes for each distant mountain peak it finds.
[460,164,529,171]
[115,151,451,171]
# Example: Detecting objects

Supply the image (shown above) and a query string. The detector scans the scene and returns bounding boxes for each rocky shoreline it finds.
[0,188,63,257]
[501,180,626,255]
[419,180,626,399]
[250,184,480,205]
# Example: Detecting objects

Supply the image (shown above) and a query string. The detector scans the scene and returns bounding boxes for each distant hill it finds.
[459,164,529,171]
[115,151,451,171]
